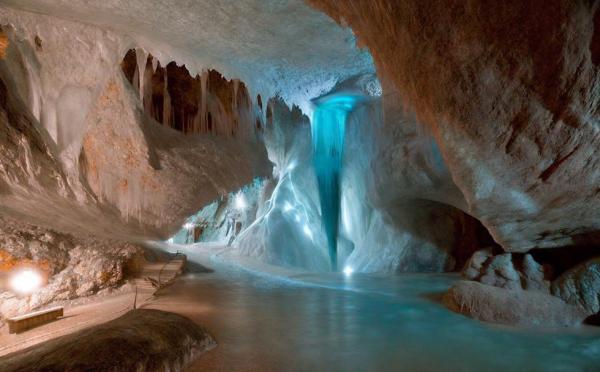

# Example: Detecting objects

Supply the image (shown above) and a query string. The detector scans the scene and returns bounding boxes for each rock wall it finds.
[0,215,144,324]
[0,8,271,240]
[307,0,600,252]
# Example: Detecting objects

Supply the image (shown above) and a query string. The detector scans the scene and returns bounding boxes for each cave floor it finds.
[0,256,185,357]
[3,243,600,370]
[141,244,600,372]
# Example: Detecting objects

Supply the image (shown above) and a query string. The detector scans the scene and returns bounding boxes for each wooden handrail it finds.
[157,251,184,287]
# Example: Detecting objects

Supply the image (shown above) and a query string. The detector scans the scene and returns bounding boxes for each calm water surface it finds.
[147,244,600,372]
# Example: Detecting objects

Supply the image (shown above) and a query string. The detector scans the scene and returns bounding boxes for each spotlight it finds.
[283,202,293,212]
[343,266,354,276]
[303,225,313,239]
[235,193,247,210]
[10,269,43,295]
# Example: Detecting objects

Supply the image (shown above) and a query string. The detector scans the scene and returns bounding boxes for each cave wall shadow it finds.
[380,198,500,271]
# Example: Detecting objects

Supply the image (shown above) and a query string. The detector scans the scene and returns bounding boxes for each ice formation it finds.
[311,93,365,270]
[0,8,271,239]
[0,0,374,114]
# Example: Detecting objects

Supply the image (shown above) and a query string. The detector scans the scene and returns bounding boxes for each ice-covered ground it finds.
[146,241,600,371]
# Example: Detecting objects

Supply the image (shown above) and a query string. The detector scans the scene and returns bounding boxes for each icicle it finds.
[163,69,171,128]
[135,48,148,103]
[311,93,364,271]
[232,79,240,137]
[191,92,202,133]
[151,56,158,73]
[143,61,153,114]
[200,71,208,132]
[132,68,139,94]
[233,79,239,110]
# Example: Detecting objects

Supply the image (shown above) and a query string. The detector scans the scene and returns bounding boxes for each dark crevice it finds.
[539,145,579,182]
[385,198,500,272]
[592,7,600,66]
[120,49,254,136]
[530,240,600,276]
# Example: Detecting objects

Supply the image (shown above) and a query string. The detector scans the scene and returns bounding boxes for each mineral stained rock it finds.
[0,8,271,240]
[0,216,144,323]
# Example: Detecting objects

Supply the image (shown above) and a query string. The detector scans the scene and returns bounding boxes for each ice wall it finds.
[169,179,267,245]
[339,75,492,273]
[232,99,330,271]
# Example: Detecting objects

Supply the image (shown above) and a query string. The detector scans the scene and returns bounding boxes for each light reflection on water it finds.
[148,244,600,372]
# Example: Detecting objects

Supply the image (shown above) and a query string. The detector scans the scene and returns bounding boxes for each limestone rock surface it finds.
[0,216,144,322]
[552,257,600,314]
[463,249,553,292]
[443,280,589,327]
[308,0,600,252]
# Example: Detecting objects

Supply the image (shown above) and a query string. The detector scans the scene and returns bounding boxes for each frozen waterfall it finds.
[311,93,363,270]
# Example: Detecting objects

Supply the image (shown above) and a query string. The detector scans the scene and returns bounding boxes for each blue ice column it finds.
[312,94,361,271]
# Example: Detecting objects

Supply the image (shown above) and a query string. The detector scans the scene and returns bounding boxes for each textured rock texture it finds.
[0,309,215,372]
[443,280,589,327]
[0,216,144,323]
[0,9,271,239]
[0,0,374,114]
[308,0,600,252]
[463,249,553,292]
[552,257,600,314]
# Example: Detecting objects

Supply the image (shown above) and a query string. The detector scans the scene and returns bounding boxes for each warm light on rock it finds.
[9,269,43,295]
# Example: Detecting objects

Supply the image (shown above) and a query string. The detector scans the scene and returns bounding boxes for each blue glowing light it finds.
[311,92,364,271]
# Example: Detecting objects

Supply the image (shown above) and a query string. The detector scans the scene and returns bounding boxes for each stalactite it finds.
[200,71,208,133]
[121,49,259,138]
[135,48,148,103]
[151,56,158,73]
[162,69,171,128]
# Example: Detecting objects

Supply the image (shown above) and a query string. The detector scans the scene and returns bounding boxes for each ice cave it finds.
[0,0,599,371]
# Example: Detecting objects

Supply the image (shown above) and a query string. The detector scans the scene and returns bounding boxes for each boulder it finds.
[1,309,216,372]
[462,249,552,292]
[444,280,589,327]
[0,215,145,317]
[552,257,600,314]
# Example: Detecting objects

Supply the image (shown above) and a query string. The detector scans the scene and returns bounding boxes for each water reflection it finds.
[149,246,600,372]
